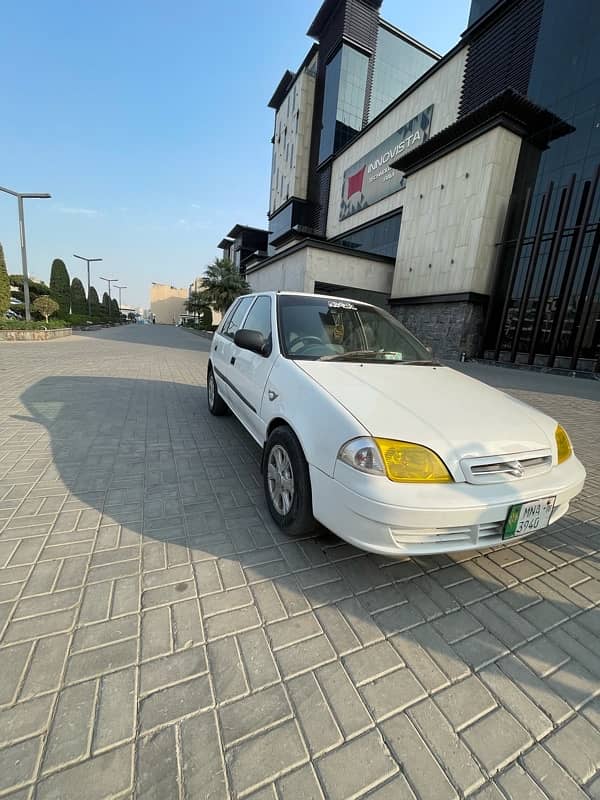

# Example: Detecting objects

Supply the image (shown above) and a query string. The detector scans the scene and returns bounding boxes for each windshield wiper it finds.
[319,350,438,363]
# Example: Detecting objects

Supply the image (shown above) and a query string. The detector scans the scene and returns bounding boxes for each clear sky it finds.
[0,0,470,309]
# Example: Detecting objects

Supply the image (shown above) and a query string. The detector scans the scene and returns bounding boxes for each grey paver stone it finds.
[136,726,179,800]
[543,715,600,783]
[43,680,96,771]
[277,763,324,800]
[434,674,497,731]
[0,735,42,793]
[461,707,533,775]
[381,712,457,800]
[237,627,280,691]
[287,671,343,757]
[495,764,549,799]
[94,667,136,751]
[219,683,291,747]
[139,673,213,732]
[316,661,373,738]
[316,729,397,800]
[344,640,404,686]
[140,645,207,696]
[65,638,137,683]
[36,742,133,800]
[522,745,589,800]
[226,719,307,796]
[478,662,553,739]
[208,636,249,704]
[360,667,427,721]
[408,698,486,795]
[275,634,336,680]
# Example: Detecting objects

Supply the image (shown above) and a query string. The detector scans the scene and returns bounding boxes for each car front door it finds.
[229,295,276,444]
[212,296,254,411]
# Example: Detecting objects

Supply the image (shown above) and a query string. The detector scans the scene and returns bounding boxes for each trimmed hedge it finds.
[0,319,70,330]
[50,259,71,317]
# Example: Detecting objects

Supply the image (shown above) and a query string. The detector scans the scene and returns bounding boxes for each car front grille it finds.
[460,450,553,484]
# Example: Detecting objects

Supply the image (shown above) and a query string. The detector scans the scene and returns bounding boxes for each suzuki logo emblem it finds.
[507,461,525,478]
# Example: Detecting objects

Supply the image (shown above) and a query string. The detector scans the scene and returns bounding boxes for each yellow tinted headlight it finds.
[374,438,452,483]
[555,424,572,464]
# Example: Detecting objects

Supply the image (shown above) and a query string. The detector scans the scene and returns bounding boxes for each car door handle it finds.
[230,356,236,365]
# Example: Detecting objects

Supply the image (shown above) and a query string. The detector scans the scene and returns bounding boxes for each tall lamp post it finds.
[0,186,51,321]
[99,276,118,321]
[115,285,127,311]
[73,254,102,318]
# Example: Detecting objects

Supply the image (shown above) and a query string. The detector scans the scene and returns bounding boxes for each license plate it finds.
[503,496,556,540]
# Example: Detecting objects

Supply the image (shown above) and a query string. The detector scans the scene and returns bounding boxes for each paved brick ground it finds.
[0,324,599,799]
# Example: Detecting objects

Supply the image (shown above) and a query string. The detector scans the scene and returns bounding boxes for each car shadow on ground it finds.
[15,373,600,722]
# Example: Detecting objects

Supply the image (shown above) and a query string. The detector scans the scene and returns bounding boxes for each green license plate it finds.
[503,496,556,540]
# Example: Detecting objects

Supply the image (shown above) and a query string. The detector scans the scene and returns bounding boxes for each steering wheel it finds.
[289,335,323,353]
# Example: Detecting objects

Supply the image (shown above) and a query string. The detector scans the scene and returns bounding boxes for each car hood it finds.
[297,361,556,480]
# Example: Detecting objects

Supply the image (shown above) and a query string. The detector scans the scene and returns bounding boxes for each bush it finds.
[0,244,10,316]
[200,306,213,329]
[50,259,71,317]
[89,286,101,316]
[33,295,59,322]
[71,278,87,315]
[0,318,70,330]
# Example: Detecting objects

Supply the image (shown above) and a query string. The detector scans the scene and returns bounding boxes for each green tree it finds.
[0,243,10,316]
[49,259,71,317]
[200,306,213,329]
[32,295,59,322]
[111,298,119,319]
[89,286,101,317]
[71,278,87,315]
[102,292,111,318]
[184,290,208,319]
[200,258,250,313]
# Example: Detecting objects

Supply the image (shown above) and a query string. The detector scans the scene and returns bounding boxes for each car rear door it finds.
[228,295,276,444]
[212,296,255,413]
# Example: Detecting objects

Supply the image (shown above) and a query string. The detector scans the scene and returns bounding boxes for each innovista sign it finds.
[339,105,433,221]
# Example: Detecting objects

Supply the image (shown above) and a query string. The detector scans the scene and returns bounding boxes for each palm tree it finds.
[200,258,250,313]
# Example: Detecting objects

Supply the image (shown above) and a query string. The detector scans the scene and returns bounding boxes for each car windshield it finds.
[278,295,433,362]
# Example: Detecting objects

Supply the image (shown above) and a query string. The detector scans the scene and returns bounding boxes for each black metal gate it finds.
[485,164,600,372]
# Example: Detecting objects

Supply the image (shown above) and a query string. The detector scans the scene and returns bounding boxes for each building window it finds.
[319,45,369,162]
[369,28,437,122]
[334,213,402,258]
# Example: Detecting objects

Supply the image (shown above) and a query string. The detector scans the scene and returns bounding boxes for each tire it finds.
[207,365,228,416]
[263,426,315,536]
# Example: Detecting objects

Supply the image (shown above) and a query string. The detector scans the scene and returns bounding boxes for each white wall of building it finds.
[247,246,394,297]
[326,47,468,240]
[392,126,522,298]
[269,54,317,216]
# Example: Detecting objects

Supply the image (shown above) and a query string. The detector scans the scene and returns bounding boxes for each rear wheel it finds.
[207,366,228,416]
[263,426,315,536]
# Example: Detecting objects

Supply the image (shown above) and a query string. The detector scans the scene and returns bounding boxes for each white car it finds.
[207,291,585,556]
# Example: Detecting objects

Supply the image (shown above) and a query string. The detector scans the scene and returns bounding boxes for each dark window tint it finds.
[319,46,369,162]
[335,213,401,258]
[243,296,272,340]
[222,296,254,339]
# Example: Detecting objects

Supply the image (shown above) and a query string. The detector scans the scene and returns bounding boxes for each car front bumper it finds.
[310,456,586,556]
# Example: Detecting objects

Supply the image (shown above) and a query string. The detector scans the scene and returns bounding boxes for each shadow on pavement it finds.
[16,373,600,720]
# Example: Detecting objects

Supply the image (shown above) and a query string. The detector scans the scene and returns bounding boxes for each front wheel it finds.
[207,366,228,416]
[263,426,315,536]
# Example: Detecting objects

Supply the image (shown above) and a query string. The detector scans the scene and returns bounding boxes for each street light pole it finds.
[115,285,127,309]
[73,254,102,318]
[99,276,118,321]
[0,186,51,321]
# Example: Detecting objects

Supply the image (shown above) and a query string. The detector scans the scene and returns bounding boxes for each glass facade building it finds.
[485,0,600,370]
[319,46,369,162]
[369,27,437,122]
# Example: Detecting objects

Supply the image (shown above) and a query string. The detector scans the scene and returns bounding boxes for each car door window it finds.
[222,296,254,339]
[242,296,272,353]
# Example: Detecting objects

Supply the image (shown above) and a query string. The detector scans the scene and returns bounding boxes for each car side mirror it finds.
[234,329,269,356]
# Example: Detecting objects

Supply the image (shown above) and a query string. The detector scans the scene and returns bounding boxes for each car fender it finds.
[262,357,368,476]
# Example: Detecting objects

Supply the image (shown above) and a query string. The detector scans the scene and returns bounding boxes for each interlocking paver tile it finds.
[0,326,598,798]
